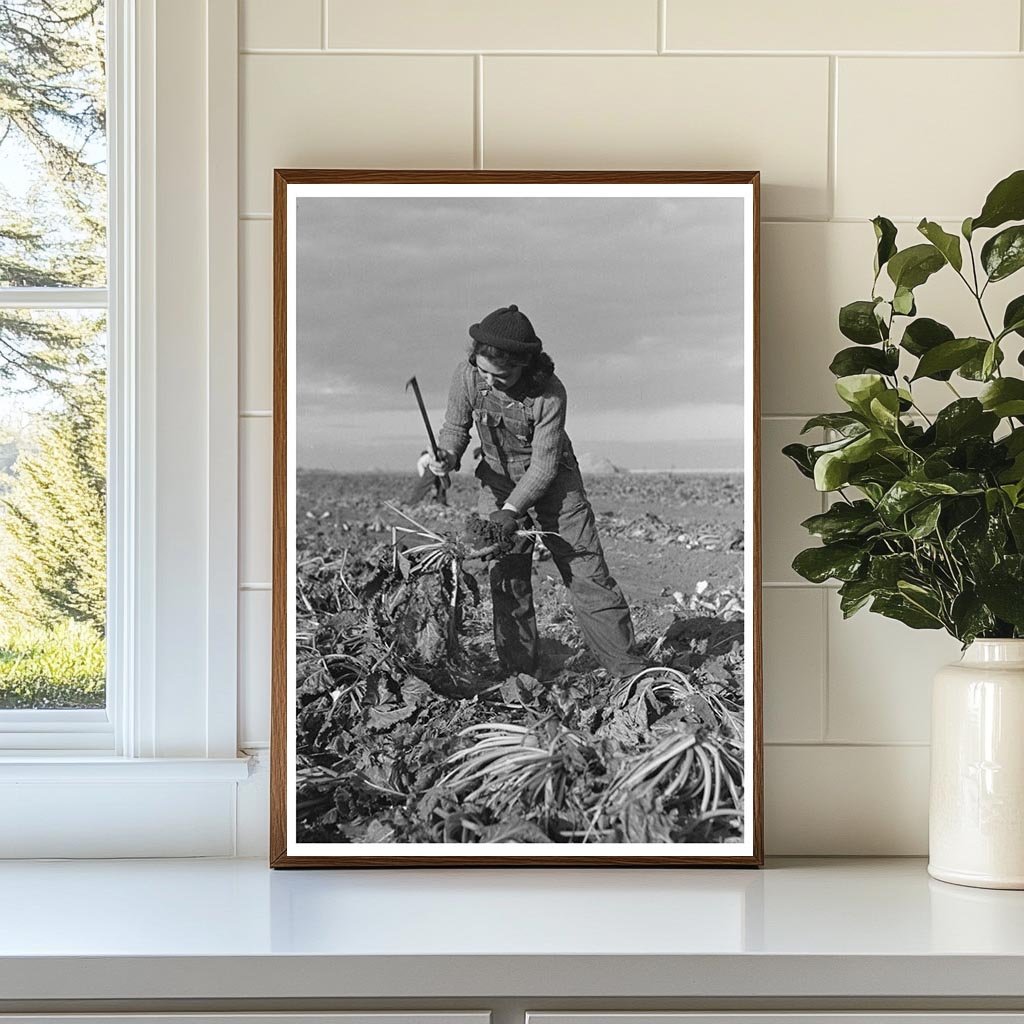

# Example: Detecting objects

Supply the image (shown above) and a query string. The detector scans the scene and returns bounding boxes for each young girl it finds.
[430,304,646,679]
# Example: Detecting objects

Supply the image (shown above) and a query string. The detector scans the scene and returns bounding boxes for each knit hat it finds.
[469,304,542,356]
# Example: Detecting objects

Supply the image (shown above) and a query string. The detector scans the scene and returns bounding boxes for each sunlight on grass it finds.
[0,620,105,709]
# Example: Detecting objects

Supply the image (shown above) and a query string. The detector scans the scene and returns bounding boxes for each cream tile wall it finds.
[235,0,1024,854]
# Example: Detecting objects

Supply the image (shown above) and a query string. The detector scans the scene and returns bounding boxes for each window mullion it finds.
[0,287,108,310]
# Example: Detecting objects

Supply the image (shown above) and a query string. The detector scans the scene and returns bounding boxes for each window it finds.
[0,1,109,739]
[0,1,245,859]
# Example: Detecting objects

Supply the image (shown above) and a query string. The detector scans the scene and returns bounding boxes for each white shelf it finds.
[1,857,1023,1003]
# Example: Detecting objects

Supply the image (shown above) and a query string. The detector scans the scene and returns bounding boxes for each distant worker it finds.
[406,449,449,506]
[428,304,644,679]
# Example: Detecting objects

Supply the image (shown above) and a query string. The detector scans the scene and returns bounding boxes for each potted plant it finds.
[785,169,1024,889]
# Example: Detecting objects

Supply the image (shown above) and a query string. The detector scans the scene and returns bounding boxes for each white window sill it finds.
[0,708,114,751]
[0,755,252,782]
[0,755,255,856]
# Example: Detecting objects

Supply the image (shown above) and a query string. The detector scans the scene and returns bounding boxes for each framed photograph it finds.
[271,170,762,867]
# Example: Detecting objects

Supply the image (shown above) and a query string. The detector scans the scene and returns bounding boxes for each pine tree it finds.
[0,0,106,393]
[0,371,105,632]
[0,2,107,641]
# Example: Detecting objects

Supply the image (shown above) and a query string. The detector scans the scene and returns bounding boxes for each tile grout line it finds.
[766,740,931,748]
[236,213,972,226]
[762,581,840,589]
[819,428,831,742]
[237,47,1024,57]
[827,55,838,220]
[820,587,830,743]
[474,55,484,169]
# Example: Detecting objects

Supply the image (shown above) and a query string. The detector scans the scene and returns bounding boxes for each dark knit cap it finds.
[469,304,542,356]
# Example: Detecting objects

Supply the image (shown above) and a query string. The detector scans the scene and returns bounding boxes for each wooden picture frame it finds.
[271,170,762,867]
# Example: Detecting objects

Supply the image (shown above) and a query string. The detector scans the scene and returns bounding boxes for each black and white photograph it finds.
[273,171,762,866]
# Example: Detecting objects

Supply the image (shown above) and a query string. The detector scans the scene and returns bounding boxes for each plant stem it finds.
[935,528,965,592]
[905,396,933,427]
[968,236,981,299]
[976,293,998,341]
[965,235,1000,342]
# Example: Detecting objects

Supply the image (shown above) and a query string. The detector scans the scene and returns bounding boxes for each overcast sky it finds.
[296,195,746,472]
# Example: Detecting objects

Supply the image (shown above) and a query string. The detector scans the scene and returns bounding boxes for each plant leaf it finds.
[917,219,963,272]
[839,299,887,345]
[980,378,1024,418]
[911,337,988,381]
[846,432,889,463]
[933,399,998,445]
[877,479,958,524]
[829,345,899,378]
[835,373,886,413]
[872,215,898,278]
[1003,294,1024,339]
[976,577,1024,629]
[871,594,943,630]
[810,433,867,456]
[782,442,815,479]
[982,341,1001,381]
[868,389,902,430]
[971,168,1024,232]
[800,412,866,435]
[814,450,850,491]
[900,319,955,382]
[960,343,1004,381]
[981,225,1024,282]
[792,543,866,583]
[868,552,915,587]
[838,578,876,617]
[997,432,1024,489]
[892,286,916,316]
[950,592,995,644]
[887,243,946,291]
[908,501,942,539]
[800,501,879,543]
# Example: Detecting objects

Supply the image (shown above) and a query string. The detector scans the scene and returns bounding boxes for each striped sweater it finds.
[437,360,569,512]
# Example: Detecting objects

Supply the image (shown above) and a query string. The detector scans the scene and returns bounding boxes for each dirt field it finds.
[297,468,744,648]
[293,467,747,845]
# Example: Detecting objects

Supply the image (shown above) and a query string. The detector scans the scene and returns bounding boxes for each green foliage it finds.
[918,219,963,273]
[0,373,106,632]
[788,169,1024,644]
[0,3,108,700]
[0,619,104,709]
[0,1,106,394]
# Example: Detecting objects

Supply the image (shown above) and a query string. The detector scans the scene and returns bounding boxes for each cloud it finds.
[571,402,744,443]
[294,194,748,448]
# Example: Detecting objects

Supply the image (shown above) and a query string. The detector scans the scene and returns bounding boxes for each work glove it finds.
[489,508,521,539]
[427,449,454,476]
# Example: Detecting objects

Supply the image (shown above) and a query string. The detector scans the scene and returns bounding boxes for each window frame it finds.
[0,5,118,750]
[0,0,245,806]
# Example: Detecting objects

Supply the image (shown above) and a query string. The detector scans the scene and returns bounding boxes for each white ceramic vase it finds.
[929,639,1024,889]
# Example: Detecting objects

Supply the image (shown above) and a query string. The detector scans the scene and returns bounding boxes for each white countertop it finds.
[1,857,1023,1001]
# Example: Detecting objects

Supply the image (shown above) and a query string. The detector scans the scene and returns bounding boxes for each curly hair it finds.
[469,341,555,396]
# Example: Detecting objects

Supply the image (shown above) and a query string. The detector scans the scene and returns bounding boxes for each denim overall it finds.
[471,371,644,678]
